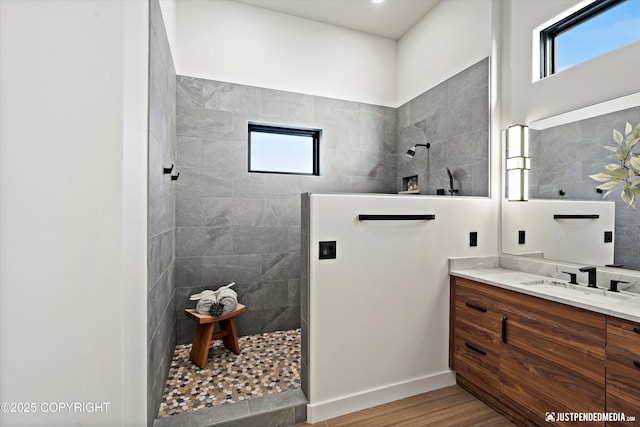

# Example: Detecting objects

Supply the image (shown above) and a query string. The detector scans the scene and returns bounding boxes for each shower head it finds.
[405,147,416,158]
[404,143,430,159]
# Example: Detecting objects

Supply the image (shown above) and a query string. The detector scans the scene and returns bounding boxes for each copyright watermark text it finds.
[1,402,111,414]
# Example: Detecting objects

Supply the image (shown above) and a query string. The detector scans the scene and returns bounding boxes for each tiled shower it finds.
[147,0,490,420]
[172,57,489,346]
[173,77,398,345]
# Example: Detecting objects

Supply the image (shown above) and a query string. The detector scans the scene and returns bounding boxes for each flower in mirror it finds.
[590,122,640,208]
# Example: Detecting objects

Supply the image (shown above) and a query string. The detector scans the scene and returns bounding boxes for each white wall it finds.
[396,0,493,106]
[501,0,640,125]
[159,0,177,63]
[307,194,498,422]
[172,0,495,108]
[0,1,148,425]
[174,0,397,107]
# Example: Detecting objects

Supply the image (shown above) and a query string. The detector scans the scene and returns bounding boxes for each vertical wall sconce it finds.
[506,125,530,201]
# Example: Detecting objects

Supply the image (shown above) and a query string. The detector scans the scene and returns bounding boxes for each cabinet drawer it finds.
[455,298,501,349]
[455,298,501,332]
[454,337,498,394]
[606,319,640,425]
[606,347,640,425]
[455,277,503,309]
[607,317,640,355]
[456,315,501,348]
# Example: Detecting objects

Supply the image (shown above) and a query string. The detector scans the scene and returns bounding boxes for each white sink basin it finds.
[520,279,634,303]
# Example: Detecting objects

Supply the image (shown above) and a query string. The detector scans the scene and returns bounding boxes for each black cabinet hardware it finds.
[465,303,487,313]
[501,316,507,343]
[553,214,599,219]
[634,361,640,369]
[358,214,435,221]
[465,343,487,356]
[634,327,640,334]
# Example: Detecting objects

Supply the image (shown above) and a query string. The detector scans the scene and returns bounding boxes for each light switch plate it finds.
[319,241,337,259]
[518,230,526,245]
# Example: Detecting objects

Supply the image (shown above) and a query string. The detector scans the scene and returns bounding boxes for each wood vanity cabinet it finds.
[450,276,607,427]
[606,317,640,426]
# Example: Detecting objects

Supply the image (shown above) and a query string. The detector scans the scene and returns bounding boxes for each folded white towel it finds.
[217,288,238,314]
[191,282,238,315]
[195,296,217,314]
[190,282,235,301]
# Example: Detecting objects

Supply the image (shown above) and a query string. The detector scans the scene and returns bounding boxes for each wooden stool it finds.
[184,304,246,369]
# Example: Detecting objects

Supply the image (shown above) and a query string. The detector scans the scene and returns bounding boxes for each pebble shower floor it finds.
[158,328,301,417]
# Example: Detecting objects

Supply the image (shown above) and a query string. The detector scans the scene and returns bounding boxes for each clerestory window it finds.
[540,0,640,78]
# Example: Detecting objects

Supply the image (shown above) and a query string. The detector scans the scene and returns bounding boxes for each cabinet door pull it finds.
[634,361,640,369]
[501,316,507,343]
[633,327,640,334]
[465,303,487,313]
[465,342,487,356]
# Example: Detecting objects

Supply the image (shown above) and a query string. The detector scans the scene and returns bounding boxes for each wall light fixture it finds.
[506,125,530,201]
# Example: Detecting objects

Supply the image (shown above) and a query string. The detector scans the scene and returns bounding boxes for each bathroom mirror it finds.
[501,96,640,271]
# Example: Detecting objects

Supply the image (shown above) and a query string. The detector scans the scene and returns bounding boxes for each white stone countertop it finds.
[450,267,640,324]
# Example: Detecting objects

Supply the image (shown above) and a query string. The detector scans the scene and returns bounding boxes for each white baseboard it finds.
[306,370,456,423]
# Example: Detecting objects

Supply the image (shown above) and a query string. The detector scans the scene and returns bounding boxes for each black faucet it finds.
[562,271,578,284]
[578,266,597,288]
[446,167,459,195]
[609,280,629,293]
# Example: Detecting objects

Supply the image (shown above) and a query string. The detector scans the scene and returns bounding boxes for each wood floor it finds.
[294,385,515,427]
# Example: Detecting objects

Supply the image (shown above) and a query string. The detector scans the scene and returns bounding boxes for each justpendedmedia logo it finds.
[544,411,636,423]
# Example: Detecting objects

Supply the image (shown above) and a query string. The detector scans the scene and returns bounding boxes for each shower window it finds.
[248,123,320,175]
[540,0,640,78]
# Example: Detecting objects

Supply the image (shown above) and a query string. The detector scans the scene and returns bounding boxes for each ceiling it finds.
[232,0,441,40]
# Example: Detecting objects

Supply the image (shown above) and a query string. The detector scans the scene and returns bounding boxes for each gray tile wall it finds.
[529,106,640,270]
[396,58,490,196]
[148,0,177,424]
[175,77,397,344]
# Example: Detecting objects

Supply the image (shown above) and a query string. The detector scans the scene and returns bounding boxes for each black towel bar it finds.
[553,214,599,219]
[358,214,435,221]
